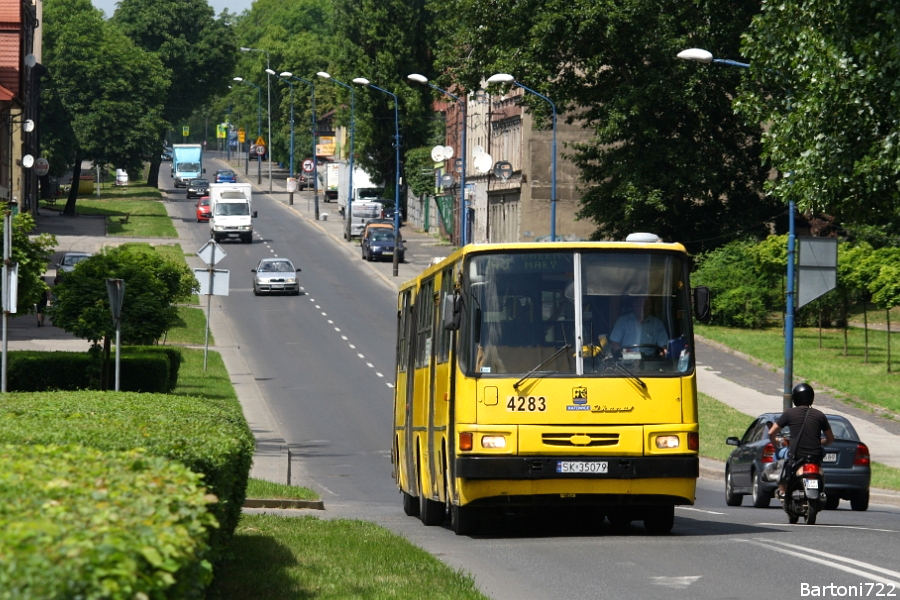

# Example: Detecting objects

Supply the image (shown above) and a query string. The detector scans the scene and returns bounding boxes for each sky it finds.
[91,0,253,19]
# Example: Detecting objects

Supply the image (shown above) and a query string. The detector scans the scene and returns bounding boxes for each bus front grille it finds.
[542,433,619,447]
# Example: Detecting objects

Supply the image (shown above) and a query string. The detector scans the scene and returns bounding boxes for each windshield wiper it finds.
[605,357,647,390]
[513,344,571,391]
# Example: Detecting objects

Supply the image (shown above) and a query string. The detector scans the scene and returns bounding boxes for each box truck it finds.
[322,162,340,202]
[338,164,384,217]
[209,182,255,243]
[172,144,204,187]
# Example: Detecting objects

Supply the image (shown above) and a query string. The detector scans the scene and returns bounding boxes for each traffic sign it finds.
[182,126,189,137]
[238,129,245,143]
[302,159,315,173]
[255,136,266,147]
[197,241,226,266]
[255,145,266,156]
[33,157,49,177]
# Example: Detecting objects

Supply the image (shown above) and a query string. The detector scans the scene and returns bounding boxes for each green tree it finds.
[0,213,57,313]
[737,1,900,232]
[433,0,779,253]
[113,0,237,188]
[41,0,169,214]
[328,0,435,200]
[49,245,197,349]
[692,239,772,328]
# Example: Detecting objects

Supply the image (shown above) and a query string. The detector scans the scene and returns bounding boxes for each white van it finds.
[349,200,384,239]
[115,169,129,186]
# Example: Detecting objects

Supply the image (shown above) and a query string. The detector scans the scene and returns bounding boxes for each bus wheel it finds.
[643,506,675,535]
[419,473,445,526]
[402,491,420,517]
[451,504,479,536]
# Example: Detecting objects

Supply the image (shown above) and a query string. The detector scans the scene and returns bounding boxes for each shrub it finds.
[0,444,216,599]
[0,391,253,563]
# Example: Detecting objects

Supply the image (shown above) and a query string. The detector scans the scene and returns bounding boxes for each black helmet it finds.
[792,383,815,406]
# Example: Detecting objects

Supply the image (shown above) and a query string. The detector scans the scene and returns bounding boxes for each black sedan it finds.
[361,228,405,262]
[186,178,210,199]
[724,412,871,511]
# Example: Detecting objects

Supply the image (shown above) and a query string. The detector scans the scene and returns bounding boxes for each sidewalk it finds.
[12,159,900,510]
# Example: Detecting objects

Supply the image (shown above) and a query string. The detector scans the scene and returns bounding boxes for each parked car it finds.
[54,251,92,285]
[361,227,405,263]
[186,178,210,199]
[379,199,404,226]
[196,196,211,222]
[724,412,871,511]
[115,169,129,186]
[161,147,173,161]
[252,258,301,296]
[215,169,237,183]
[360,220,393,246]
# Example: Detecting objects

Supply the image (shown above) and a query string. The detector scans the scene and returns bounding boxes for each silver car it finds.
[252,258,301,296]
[54,251,92,285]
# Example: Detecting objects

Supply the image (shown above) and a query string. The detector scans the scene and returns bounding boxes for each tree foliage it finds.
[41,0,169,213]
[49,245,197,347]
[430,0,780,252]
[1,213,57,313]
[737,0,900,231]
[113,0,237,187]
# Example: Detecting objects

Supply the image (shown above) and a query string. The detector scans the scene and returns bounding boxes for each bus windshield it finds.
[460,249,693,377]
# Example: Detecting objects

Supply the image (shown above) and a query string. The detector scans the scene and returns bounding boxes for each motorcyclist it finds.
[768,383,834,498]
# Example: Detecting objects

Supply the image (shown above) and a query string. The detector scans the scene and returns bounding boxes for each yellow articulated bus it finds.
[392,234,711,535]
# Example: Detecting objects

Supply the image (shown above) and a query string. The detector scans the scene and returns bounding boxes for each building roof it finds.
[0,0,21,98]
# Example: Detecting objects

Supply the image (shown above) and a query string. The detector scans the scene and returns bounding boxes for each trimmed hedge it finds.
[0,444,216,600]
[7,347,183,392]
[0,391,254,564]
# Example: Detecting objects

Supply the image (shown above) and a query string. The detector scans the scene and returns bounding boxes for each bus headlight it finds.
[655,435,680,449]
[481,436,506,449]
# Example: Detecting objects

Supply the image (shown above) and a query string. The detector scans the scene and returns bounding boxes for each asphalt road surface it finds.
[168,162,900,600]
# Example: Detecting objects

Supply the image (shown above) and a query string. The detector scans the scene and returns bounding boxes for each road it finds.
[168,164,900,600]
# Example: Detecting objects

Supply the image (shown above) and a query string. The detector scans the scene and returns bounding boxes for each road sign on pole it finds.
[302,159,314,173]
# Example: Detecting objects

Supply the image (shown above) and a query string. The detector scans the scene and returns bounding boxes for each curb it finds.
[242,498,325,510]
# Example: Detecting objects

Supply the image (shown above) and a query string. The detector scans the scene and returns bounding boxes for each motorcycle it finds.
[781,456,826,525]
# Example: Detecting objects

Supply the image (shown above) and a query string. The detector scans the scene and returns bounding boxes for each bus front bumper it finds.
[456,455,698,480]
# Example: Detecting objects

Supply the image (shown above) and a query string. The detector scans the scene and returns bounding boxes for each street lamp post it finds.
[284,73,318,220]
[241,47,273,192]
[408,74,468,246]
[678,47,795,412]
[269,70,296,205]
[233,77,263,185]
[353,77,401,277]
[486,73,557,242]
[318,72,355,241]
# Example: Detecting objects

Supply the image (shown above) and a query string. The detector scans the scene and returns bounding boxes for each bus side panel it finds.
[681,374,698,424]
[432,360,452,502]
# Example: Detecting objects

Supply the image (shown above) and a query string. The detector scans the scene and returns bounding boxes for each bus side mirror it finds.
[442,293,460,331]
[692,286,711,323]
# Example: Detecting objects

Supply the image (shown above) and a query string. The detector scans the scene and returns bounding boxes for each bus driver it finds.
[609,296,668,357]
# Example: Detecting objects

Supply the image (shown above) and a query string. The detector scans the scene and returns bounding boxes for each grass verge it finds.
[205,515,490,600]
[56,181,177,238]
[245,478,318,501]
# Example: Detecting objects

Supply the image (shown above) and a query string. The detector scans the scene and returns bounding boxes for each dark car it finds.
[215,169,237,183]
[361,227,405,263]
[379,199,404,226]
[252,258,301,296]
[161,147,173,161]
[186,178,210,199]
[196,196,211,222]
[724,412,871,511]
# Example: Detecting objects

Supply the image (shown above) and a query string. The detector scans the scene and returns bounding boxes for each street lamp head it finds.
[407,73,428,84]
[487,73,515,84]
[317,71,331,79]
[352,77,370,86]
[280,71,292,78]
[240,47,251,52]
[233,77,243,82]
[265,68,276,76]
[676,48,713,64]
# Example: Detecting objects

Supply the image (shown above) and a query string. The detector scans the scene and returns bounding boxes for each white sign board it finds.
[193,268,230,296]
[34,157,50,177]
[197,241,226,266]
[286,177,298,193]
